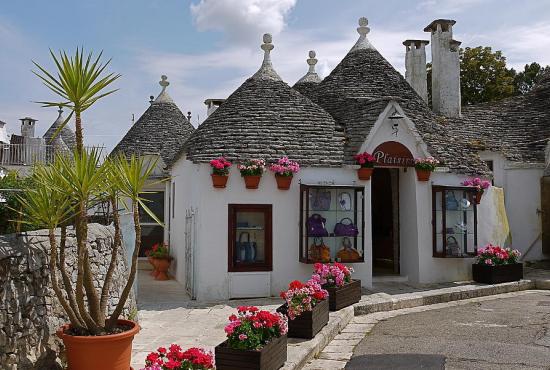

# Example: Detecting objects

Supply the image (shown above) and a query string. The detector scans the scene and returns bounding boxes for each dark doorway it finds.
[372,168,399,275]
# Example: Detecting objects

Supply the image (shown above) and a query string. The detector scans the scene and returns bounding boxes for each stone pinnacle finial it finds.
[57,105,63,115]
[252,33,281,81]
[307,50,318,73]
[261,33,274,61]
[357,17,370,36]
[159,75,169,92]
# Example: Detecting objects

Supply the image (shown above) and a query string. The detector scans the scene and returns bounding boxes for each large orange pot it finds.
[243,175,262,189]
[357,167,373,181]
[415,168,431,182]
[147,256,157,277]
[275,174,293,190]
[57,319,139,370]
[211,174,229,188]
[154,257,172,281]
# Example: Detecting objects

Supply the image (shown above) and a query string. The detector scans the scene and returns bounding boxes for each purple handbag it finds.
[334,218,359,237]
[307,214,329,237]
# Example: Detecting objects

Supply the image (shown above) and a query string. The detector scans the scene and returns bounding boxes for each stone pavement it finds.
[303,290,550,369]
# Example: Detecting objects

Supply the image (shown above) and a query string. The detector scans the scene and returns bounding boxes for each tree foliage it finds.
[0,170,35,234]
[427,46,549,106]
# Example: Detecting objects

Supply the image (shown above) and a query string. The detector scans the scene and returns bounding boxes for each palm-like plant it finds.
[33,48,120,153]
[17,151,161,334]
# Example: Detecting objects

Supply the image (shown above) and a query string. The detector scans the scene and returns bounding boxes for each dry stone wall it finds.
[0,223,137,370]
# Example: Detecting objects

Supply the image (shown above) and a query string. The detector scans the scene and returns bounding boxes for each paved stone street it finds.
[348,291,550,370]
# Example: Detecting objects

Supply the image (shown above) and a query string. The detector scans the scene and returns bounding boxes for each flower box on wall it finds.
[277,298,329,339]
[472,263,523,284]
[325,279,361,311]
[215,334,287,370]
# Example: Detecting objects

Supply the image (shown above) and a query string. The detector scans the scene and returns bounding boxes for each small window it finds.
[432,186,478,258]
[228,204,272,272]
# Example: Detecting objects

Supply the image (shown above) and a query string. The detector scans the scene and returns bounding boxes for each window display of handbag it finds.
[333,217,359,237]
[310,189,331,211]
[235,232,257,263]
[309,237,331,263]
[336,237,361,261]
[445,191,459,210]
[307,213,329,237]
[446,236,461,256]
[338,192,352,211]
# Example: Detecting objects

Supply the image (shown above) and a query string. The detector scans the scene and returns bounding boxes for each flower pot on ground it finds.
[147,255,157,277]
[210,157,232,189]
[312,262,361,311]
[216,306,288,370]
[472,244,522,284]
[278,280,329,339]
[353,152,375,181]
[414,157,439,182]
[143,344,214,370]
[153,257,172,281]
[270,157,300,190]
[57,319,139,370]
[239,159,266,190]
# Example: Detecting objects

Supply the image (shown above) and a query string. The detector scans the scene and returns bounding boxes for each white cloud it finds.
[416,0,489,14]
[190,0,297,43]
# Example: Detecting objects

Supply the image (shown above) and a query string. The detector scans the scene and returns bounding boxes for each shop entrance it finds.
[372,168,400,275]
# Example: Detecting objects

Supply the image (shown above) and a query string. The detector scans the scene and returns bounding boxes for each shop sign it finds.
[372,141,414,167]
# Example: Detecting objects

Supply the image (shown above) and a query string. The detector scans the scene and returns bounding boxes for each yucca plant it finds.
[17,150,161,335]
[32,48,120,153]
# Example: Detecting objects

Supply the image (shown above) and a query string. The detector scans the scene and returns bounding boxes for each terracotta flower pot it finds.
[211,174,229,188]
[474,191,483,204]
[147,256,157,277]
[275,174,293,190]
[57,319,139,370]
[357,167,373,181]
[154,257,172,281]
[415,168,431,182]
[243,175,261,189]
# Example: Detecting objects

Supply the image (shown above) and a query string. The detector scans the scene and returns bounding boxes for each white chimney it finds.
[204,99,225,117]
[424,19,461,117]
[20,117,38,138]
[0,121,8,143]
[403,39,430,103]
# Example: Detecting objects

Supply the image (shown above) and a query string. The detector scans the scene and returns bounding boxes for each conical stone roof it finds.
[111,76,195,163]
[43,107,77,149]
[312,17,488,175]
[175,34,344,167]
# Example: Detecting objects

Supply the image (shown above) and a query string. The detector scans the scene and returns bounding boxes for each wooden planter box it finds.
[277,298,329,339]
[472,263,523,284]
[215,334,287,370]
[325,279,361,311]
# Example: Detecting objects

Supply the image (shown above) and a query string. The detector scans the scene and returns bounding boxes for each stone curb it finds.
[281,306,354,370]
[353,280,537,316]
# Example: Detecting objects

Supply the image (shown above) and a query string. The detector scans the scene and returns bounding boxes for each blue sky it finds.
[1,0,549,151]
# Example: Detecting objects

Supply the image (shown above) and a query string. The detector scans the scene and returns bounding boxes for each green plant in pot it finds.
[19,48,164,370]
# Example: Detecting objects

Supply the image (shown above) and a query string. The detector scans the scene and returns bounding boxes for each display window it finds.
[228,204,272,272]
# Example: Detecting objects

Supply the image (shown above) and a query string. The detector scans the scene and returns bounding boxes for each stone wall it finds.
[0,224,137,370]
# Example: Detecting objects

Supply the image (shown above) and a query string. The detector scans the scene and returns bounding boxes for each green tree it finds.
[459,46,515,105]
[0,170,35,234]
[32,48,120,153]
[513,62,549,94]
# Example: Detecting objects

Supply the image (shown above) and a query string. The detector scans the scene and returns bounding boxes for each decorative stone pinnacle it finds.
[357,17,370,36]
[307,50,318,73]
[261,33,274,55]
[252,33,282,81]
[159,75,169,92]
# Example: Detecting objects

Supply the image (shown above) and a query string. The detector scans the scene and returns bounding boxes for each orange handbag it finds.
[309,238,331,262]
[336,237,361,261]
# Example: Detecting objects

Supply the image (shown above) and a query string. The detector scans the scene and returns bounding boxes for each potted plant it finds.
[472,244,522,284]
[210,157,232,188]
[277,280,329,339]
[353,152,375,180]
[462,177,491,204]
[26,48,161,370]
[149,243,173,281]
[414,157,439,181]
[269,157,300,190]
[312,262,361,311]
[238,159,266,189]
[215,306,288,370]
[141,344,214,370]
